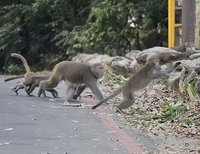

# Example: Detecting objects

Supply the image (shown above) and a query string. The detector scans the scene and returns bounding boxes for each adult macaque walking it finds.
[6,53,58,97]
[92,58,179,112]
[37,61,105,102]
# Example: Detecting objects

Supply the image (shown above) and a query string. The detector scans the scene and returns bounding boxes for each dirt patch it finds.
[100,81,200,153]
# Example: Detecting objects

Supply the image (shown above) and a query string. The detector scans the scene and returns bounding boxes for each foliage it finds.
[5,64,23,75]
[186,80,196,101]
[151,100,183,122]
[100,65,127,85]
[58,0,168,55]
[151,79,197,122]
[0,0,93,73]
[0,0,168,74]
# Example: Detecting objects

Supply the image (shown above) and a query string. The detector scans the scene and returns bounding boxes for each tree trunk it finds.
[195,2,200,48]
[181,0,195,44]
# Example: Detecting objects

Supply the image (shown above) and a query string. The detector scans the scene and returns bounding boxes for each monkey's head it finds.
[145,56,161,69]
[90,63,105,79]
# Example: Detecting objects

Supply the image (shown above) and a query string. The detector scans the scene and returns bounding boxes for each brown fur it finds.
[92,58,178,111]
[8,53,58,97]
[37,61,104,101]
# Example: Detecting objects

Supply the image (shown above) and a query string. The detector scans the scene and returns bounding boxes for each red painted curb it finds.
[81,97,143,154]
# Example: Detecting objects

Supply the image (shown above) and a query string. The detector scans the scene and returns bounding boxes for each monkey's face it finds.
[147,58,161,71]
[97,64,105,78]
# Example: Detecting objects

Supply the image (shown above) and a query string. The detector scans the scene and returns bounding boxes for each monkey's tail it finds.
[4,75,24,82]
[11,53,31,73]
[92,87,122,109]
[31,75,50,80]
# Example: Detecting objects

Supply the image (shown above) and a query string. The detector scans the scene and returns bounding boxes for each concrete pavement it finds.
[0,76,157,154]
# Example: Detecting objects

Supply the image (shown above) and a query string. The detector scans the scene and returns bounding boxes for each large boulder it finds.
[71,46,200,78]
[135,47,182,64]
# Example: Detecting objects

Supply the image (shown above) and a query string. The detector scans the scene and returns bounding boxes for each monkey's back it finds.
[125,65,153,91]
[54,61,92,84]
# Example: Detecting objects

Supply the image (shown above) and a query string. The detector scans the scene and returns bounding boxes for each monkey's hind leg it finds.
[38,77,60,97]
[64,85,76,102]
[73,85,87,100]
[117,92,135,113]
[26,83,37,95]
[37,81,48,97]
[64,85,82,107]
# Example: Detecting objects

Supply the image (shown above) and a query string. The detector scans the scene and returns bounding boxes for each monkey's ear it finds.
[90,64,95,72]
[90,64,99,77]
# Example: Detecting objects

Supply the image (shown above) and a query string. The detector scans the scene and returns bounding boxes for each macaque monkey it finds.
[6,53,58,97]
[92,58,179,112]
[5,74,50,95]
[37,61,105,102]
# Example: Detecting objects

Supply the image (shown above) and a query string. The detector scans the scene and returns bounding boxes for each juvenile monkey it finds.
[5,74,51,95]
[92,58,178,111]
[37,61,105,102]
[6,53,58,97]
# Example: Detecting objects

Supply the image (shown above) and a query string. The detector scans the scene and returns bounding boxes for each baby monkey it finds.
[92,58,179,112]
[5,53,58,97]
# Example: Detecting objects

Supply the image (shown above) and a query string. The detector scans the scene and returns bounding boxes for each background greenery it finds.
[0,0,167,74]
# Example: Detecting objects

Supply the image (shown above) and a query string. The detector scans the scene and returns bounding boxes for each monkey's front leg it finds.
[11,84,26,95]
[89,83,104,101]
[11,85,20,95]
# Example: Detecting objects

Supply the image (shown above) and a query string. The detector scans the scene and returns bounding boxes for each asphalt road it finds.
[0,76,157,154]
